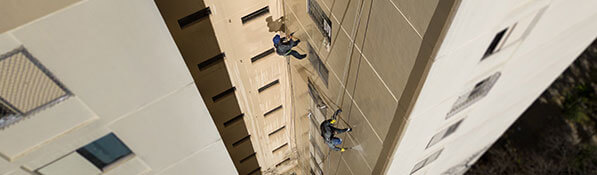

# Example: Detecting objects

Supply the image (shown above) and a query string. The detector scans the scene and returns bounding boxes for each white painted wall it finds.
[387,0,597,174]
[0,0,236,174]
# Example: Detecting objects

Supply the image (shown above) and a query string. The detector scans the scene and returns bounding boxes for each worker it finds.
[320,109,352,152]
[273,32,307,60]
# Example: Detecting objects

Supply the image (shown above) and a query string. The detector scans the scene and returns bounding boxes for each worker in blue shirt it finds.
[273,32,307,59]
[320,109,352,152]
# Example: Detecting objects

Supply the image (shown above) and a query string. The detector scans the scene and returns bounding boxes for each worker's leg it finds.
[288,50,306,59]
[326,140,337,149]
[328,137,343,151]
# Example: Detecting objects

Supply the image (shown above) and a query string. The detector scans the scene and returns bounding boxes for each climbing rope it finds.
[300,0,367,173]
[330,0,367,173]
[282,0,366,173]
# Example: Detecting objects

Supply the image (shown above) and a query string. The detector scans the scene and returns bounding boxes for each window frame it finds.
[0,102,16,119]
[307,0,332,42]
[0,46,72,129]
[410,149,444,174]
[76,133,133,171]
[308,44,330,87]
[446,72,501,119]
[426,119,464,149]
[481,23,517,61]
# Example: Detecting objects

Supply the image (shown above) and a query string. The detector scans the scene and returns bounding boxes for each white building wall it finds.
[0,0,236,174]
[387,0,597,174]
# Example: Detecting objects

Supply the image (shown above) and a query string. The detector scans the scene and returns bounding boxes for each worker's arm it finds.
[331,127,351,134]
[331,109,342,120]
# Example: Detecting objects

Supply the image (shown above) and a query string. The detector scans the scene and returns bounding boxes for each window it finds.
[0,103,16,120]
[310,153,323,175]
[0,47,71,129]
[442,146,490,175]
[276,158,291,167]
[308,44,329,86]
[307,0,332,41]
[446,72,501,119]
[197,52,225,71]
[482,28,508,59]
[211,87,236,102]
[258,79,279,93]
[426,119,463,149]
[269,125,286,136]
[241,6,270,24]
[411,160,426,174]
[469,79,488,98]
[178,7,211,29]
[310,136,325,161]
[76,133,133,170]
[481,23,518,60]
[411,149,443,174]
[251,48,275,63]
[263,105,283,117]
[308,79,327,116]
[272,143,288,153]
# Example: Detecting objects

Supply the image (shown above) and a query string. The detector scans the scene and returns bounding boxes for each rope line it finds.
[282,0,366,173]
[332,0,366,173]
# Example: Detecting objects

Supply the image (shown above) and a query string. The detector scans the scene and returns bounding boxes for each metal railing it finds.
[446,72,502,119]
[0,46,71,129]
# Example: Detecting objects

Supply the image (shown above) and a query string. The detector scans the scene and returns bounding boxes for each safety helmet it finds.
[273,34,281,45]
[331,138,342,145]
[330,119,337,124]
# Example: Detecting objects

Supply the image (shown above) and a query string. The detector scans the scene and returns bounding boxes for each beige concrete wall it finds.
[202,0,300,173]
[283,0,441,174]
[0,0,80,33]
[388,0,597,174]
[0,0,236,174]
[152,0,264,174]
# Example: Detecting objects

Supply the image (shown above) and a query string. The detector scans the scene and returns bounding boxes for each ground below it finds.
[467,39,597,175]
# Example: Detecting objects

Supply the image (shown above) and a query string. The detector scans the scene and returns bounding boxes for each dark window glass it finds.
[426,119,464,149]
[444,119,463,139]
[318,62,329,86]
[411,149,444,174]
[77,133,132,170]
[307,80,327,116]
[411,159,426,174]
[0,103,14,119]
[446,72,501,118]
[241,6,270,24]
[482,28,508,59]
[307,0,332,41]
[469,77,490,99]
[308,44,329,87]
[178,7,211,28]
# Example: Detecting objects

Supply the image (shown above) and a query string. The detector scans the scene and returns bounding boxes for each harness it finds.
[274,43,293,56]
[320,120,334,141]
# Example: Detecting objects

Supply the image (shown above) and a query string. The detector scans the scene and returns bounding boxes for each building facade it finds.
[284,0,597,174]
[0,0,238,174]
[1,0,596,175]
